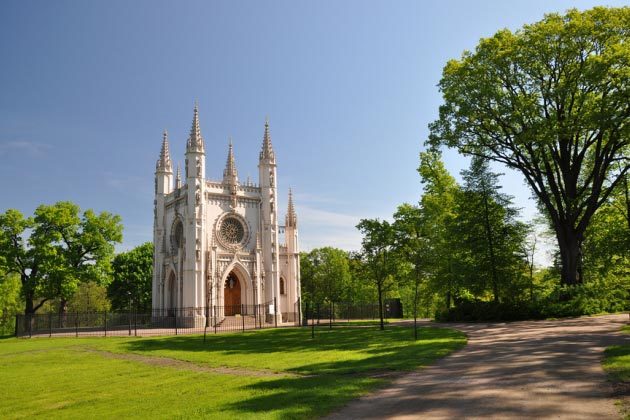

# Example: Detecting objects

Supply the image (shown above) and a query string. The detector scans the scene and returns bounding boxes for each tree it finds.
[0,202,123,316]
[582,177,630,280]
[454,156,529,303]
[66,282,111,313]
[108,242,153,313]
[417,151,459,308]
[393,203,428,339]
[428,7,630,286]
[299,247,352,322]
[356,219,398,330]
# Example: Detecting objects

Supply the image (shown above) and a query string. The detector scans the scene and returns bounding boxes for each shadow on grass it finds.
[117,326,465,417]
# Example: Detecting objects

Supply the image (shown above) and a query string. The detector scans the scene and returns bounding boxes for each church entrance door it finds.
[224,272,241,316]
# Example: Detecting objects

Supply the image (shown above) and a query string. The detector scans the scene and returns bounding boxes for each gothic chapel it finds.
[152,104,301,325]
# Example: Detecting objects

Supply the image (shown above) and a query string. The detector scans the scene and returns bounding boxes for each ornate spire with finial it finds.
[156,130,173,172]
[175,163,182,188]
[286,188,297,227]
[187,102,205,152]
[223,137,238,181]
[259,117,275,161]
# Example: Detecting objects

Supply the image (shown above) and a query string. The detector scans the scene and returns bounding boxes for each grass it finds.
[0,325,465,419]
[602,324,630,419]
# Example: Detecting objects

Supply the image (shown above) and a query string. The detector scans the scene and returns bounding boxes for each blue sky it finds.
[1,0,625,262]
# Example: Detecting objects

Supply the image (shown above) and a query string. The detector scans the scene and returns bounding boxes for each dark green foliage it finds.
[450,156,530,303]
[108,242,153,312]
[437,276,630,322]
[435,300,538,322]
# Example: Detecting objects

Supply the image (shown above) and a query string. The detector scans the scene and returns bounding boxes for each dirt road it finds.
[327,314,630,419]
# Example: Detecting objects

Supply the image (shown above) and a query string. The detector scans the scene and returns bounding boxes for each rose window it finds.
[219,217,245,244]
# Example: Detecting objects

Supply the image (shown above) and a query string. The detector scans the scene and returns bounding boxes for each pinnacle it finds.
[286,188,297,227]
[223,138,238,182]
[187,102,205,153]
[157,130,173,172]
[259,117,275,161]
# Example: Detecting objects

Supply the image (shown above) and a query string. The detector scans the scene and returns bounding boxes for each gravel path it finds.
[327,314,630,419]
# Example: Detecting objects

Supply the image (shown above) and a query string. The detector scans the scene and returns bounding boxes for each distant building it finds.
[152,104,300,325]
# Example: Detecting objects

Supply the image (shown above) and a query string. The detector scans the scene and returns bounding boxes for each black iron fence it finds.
[15,299,300,338]
[302,299,403,325]
[15,299,404,338]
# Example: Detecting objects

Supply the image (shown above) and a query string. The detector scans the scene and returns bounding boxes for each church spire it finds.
[187,102,205,153]
[175,163,181,189]
[286,188,297,227]
[156,130,173,173]
[259,117,275,162]
[223,138,238,182]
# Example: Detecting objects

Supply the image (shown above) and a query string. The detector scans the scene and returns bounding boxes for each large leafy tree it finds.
[428,7,630,286]
[0,202,122,316]
[108,242,153,312]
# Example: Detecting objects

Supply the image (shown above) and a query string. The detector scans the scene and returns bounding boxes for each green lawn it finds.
[602,325,630,419]
[0,325,465,419]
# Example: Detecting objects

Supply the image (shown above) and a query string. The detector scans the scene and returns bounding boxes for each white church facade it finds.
[152,105,301,325]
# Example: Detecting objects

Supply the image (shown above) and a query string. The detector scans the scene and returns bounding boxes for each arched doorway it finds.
[167,271,177,316]
[224,272,241,315]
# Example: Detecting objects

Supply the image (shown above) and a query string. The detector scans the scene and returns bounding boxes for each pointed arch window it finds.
[280,278,286,295]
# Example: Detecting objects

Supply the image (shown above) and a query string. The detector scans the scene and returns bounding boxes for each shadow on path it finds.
[326,314,630,419]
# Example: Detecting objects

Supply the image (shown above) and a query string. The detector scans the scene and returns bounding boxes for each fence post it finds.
[242,311,245,332]
[175,309,178,336]
[204,326,207,343]
[297,297,301,326]
[49,313,53,338]
[75,312,79,338]
[274,297,278,328]
[104,312,108,337]
[134,310,137,337]
[14,314,18,337]
[28,314,32,338]
[329,302,332,329]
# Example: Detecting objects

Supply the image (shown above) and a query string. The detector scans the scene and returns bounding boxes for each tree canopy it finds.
[0,202,122,315]
[428,7,630,286]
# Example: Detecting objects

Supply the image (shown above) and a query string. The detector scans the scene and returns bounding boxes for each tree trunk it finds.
[23,292,36,334]
[482,193,500,302]
[557,228,584,287]
[59,298,68,328]
[377,282,384,331]
[413,279,419,341]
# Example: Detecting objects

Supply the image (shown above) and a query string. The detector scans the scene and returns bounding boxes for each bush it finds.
[435,300,539,322]
[436,275,630,322]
